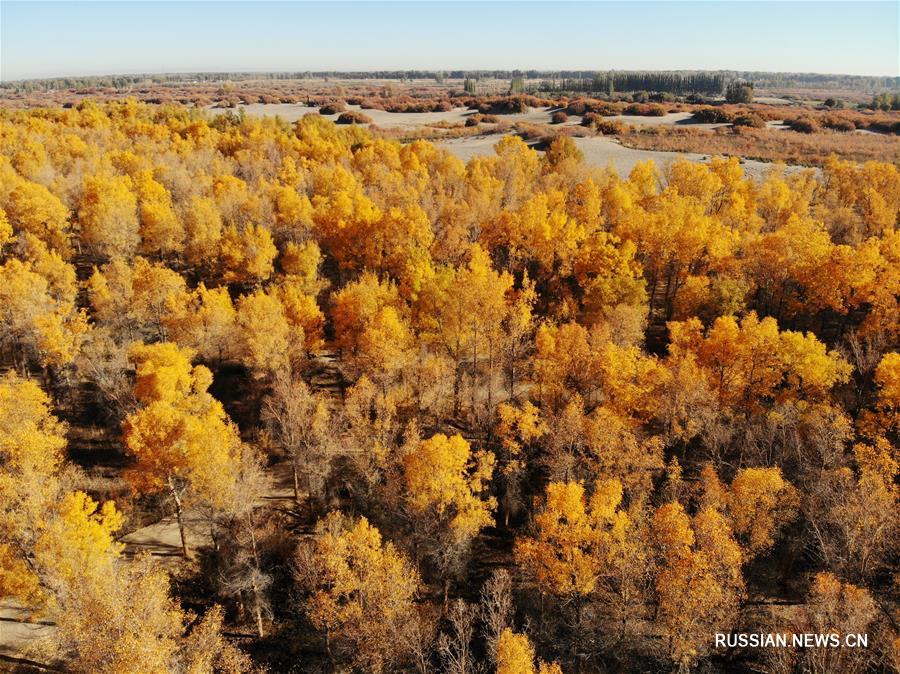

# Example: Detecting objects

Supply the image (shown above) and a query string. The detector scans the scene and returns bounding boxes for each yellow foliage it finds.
[235,289,291,377]
[0,257,88,367]
[35,491,123,590]
[727,467,799,556]
[515,480,634,598]
[5,179,71,255]
[124,342,242,509]
[162,282,237,362]
[78,173,140,258]
[304,512,419,674]
[404,433,496,541]
[668,312,851,414]
[219,223,277,284]
[651,501,744,668]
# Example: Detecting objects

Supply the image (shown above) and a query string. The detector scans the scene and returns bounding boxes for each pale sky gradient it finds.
[1,1,898,81]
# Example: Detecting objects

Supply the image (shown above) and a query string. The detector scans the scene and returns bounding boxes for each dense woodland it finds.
[0,100,898,673]
[539,72,726,95]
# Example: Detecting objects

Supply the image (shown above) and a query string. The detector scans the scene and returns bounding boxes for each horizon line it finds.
[4,67,899,85]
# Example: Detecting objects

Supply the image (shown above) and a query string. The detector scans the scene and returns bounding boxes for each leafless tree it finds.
[438,600,482,674]
[479,570,513,664]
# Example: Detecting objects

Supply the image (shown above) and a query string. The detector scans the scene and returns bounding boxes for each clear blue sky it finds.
[1,1,897,81]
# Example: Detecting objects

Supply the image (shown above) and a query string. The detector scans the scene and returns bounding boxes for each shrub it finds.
[632,91,650,103]
[551,111,569,124]
[544,136,584,165]
[336,111,372,125]
[595,120,629,135]
[732,114,765,129]
[566,99,590,116]
[725,82,754,103]
[319,101,346,115]
[823,116,856,132]
[693,107,733,124]
[623,103,666,117]
[788,117,821,134]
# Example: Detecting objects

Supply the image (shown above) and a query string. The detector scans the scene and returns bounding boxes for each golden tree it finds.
[404,433,496,582]
[298,512,421,673]
[78,173,140,258]
[651,502,744,669]
[496,628,564,674]
[123,342,242,556]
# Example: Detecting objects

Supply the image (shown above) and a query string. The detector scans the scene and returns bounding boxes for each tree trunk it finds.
[471,325,479,426]
[453,361,461,417]
[169,481,189,558]
[248,513,265,637]
[487,340,494,423]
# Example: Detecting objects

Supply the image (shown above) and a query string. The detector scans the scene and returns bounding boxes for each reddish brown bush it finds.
[319,101,346,115]
[623,103,667,117]
[336,111,372,125]
[788,117,821,134]
[595,120,630,135]
[693,107,733,124]
[823,116,856,132]
[732,114,766,129]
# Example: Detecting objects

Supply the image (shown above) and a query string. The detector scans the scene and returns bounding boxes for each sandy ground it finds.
[209,103,802,176]
[436,133,811,179]
[209,102,573,127]
[0,603,55,664]
[753,96,795,106]
[604,111,725,130]
[208,103,729,130]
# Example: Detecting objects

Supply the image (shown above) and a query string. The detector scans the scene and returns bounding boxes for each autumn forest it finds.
[0,97,898,674]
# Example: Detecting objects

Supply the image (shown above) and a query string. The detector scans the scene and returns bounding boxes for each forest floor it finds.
[0,460,299,670]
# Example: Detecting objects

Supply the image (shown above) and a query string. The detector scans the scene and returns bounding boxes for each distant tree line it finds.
[734,71,900,91]
[3,69,898,93]
[539,72,726,95]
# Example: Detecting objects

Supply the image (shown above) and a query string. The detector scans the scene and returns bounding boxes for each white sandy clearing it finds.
[0,603,56,665]
[604,111,726,130]
[208,103,731,131]
[436,133,812,180]
[208,103,565,127]
[208,103,784,175]
[753,97,796,106]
